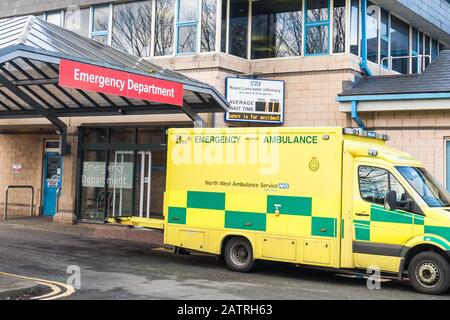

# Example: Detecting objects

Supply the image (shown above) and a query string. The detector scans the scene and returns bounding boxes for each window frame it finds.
[44,10,64,27]
[304,0,331,56]
[445,139,450,192]
[358,165,408,208]
[175,0,200,55]
[90,4,113,45]
[389,12,410,75]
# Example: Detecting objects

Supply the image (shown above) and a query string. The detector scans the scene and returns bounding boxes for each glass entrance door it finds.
[108,151,153,218]
[78,127,170,221]
[136,151,152,218]
[108,151,134,217]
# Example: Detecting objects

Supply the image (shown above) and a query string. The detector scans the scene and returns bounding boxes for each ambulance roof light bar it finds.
[343,128,389,141]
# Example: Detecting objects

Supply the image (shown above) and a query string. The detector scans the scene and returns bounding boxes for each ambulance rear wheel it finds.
[224,237,254,273]
[408,251,450,295]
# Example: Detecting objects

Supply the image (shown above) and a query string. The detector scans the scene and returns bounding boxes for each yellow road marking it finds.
[31,282,61,300]
[0,271,75,300]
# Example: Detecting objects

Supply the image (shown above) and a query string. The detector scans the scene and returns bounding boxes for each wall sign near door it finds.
[225,77,285,124]
[59,59,184,106]
[13,163,22,174]
[82,161,133,189]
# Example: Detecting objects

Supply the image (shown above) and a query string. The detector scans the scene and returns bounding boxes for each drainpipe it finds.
[351,100,366,130]
[360,0,373,76]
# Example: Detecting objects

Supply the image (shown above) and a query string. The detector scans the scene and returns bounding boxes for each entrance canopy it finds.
[0,16,229,154]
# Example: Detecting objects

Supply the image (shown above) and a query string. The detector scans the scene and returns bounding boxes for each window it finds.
[64,7,90,37]
[447,141,450,192]
[251,0,302,59]
[305,0,329,55]
[154,0,175,56]
[432,38,438,61]
[380,8,389,67]
[177,0,199,54]
[112,1,152,57]
[398,166,450,208]
[366,1,379,63]
[229,0,248,59]
[390,15,409,74]
[359,166,406,205]
[220,0,227,52]
[425,34,431,68]
[92,5,110,44]
[45,11,63,27]
[419,31,424,71]
[201,0,217,52]
[79,127,168,221]
[349,0,359,56]
[411,27,419,74]
[333,0,345,53]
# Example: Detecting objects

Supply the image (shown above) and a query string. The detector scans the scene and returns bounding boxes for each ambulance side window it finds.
[359,166,406,205]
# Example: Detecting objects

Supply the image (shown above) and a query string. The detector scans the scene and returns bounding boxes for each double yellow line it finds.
[0,271,75,300]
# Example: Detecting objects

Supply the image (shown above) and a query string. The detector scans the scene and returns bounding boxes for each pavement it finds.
[0,217,449,300]
[0,274,43,300]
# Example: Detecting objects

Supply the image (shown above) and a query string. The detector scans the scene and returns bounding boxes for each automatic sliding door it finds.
[108,151,134,217]
[136,152,152,218]
[80,150,107,220]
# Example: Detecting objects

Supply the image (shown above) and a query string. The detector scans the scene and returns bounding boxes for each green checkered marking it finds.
[225,211,266,232]
[168,207,186,225]
[311,217,337,237]
[413,214,425,225]
[425,236,450,250]
[371,206,413,224]
[425,226,450,242]
[267,195,312,216]
[354,220,370,241]
[187,191,226,210]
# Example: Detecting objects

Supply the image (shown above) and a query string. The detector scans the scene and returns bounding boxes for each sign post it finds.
[225,77,285,124]
[59,59,184,107]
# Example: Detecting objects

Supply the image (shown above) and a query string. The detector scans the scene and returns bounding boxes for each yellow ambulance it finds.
[115,127,450,295]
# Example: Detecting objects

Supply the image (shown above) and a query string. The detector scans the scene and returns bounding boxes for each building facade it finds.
[0,0,449,222]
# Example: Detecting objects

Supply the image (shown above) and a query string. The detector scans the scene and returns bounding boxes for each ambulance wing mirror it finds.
[385,190,398,211]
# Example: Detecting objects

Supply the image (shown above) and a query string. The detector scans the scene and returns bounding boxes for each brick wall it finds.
[152,53,361,129]
[0,133,56,217]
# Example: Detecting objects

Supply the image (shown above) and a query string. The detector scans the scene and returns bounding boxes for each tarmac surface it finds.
[0,217,449,300]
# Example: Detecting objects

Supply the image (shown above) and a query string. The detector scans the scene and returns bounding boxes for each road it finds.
[0,222,448,300]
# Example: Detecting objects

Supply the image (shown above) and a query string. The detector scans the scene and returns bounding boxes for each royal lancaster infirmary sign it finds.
[59,59,184,106]
[225,77,285,124]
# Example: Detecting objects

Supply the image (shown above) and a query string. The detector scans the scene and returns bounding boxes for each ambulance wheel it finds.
[408,251,450,295]
[224,237,254,273]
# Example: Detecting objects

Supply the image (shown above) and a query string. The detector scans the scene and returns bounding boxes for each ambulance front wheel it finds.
[224,237,255,273]
[408,251,450,295]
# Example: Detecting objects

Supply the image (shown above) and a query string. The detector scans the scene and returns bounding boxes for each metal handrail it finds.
[4,185,34,220]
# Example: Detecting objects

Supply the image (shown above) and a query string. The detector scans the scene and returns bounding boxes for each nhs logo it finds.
[278,183,290,190]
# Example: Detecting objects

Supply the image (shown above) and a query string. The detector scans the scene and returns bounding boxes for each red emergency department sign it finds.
[59,59,184,107]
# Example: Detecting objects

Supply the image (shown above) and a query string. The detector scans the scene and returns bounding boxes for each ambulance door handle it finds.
[355,212,369,217]
[244,222,252,227]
